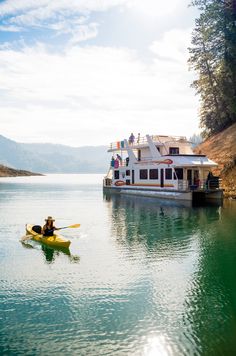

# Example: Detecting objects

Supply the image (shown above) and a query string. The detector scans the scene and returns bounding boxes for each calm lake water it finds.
[0,174,236,355]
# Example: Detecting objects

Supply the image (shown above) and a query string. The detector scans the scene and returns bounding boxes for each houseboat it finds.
[103,134,223,204]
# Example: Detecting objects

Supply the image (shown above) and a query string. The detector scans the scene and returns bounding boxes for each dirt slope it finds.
[195,123,236,198]
[0,164,42,177]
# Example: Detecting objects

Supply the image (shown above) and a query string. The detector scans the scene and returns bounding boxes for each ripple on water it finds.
[1,177,236,355]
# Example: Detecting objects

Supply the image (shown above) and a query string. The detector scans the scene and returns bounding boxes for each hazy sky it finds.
[0,0,199,147]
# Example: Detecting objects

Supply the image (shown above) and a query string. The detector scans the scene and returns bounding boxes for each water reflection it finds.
[103,194,236,355]
[41,244,69,263]
[179,200,236,355]
[106,194,221,254]
[21,241,80,264]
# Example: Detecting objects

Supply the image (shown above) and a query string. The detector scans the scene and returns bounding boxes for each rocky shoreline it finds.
[0,164,43,177]
[195,123,236,199]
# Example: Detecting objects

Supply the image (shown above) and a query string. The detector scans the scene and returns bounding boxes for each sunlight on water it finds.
[0,174,236,355]
[142,334,173,356]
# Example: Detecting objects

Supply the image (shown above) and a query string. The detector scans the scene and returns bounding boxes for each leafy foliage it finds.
[189,133,203,147]
[189,0,236,137]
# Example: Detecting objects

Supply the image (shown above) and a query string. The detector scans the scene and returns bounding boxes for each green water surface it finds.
[0,174,236,355]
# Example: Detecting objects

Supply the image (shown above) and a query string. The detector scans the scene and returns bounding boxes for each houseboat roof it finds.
[168,155,217,167]
[132,155,217,167]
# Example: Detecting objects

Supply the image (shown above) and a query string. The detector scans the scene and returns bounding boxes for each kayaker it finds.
[42,216,58,237]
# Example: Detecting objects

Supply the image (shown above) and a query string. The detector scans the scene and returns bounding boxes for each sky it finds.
[0,0,200,147]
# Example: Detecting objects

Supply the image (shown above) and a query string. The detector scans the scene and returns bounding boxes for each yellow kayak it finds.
[26,224,71,249]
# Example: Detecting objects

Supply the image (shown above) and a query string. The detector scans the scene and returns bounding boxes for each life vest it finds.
[43,227,55,236]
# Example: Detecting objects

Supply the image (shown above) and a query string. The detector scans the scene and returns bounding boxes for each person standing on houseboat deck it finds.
[111,156,115,167]
[129,133,135,145]
[116,154,122,162]
[42,216,58,237]
[137,133,140,144]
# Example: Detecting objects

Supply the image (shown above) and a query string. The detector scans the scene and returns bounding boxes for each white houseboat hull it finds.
[104,186,192,201]
[103,186,223,203]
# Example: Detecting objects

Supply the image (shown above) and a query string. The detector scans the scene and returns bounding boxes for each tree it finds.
[189,133,203,147]
[189,0,236,137]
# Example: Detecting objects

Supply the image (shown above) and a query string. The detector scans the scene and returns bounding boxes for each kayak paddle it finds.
[57,224,81,230]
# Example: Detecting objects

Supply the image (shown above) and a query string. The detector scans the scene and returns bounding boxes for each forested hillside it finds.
[195,122,236,197]
[0,135,109,173]
[189,0,236,137]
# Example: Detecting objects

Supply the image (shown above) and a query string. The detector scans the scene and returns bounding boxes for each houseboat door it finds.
[132,170,135,184]
[160,169,164,188]
[187,169,192,185]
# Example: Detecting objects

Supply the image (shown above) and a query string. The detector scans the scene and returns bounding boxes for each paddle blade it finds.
[21,234,33,242]
[68,224,81,229]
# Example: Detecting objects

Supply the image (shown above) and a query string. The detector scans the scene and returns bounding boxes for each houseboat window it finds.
[126,170,130,176]
[174,168,183,180]
[114,170,120,180]
[165,168,172,180]
[169,147,179,155]
[126,179,130,185]
[149,169,159,179]
[140,169,148,180]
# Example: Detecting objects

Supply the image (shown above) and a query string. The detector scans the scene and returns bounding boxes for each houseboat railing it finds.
[206,177,222,190]
[178,180,189,191]
[110,156,166,167]
[108,136,147,150]
[151,135,187,143]
[103,177,112,187]
[104,177,222,190]
[110,159,128,168]
[188,177,222,191]
[108,135,188,151]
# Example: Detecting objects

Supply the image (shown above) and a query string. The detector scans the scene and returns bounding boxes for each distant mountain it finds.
[0,135,110,173]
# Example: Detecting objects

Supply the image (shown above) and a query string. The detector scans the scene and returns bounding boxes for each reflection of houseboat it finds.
[103,134,223,203]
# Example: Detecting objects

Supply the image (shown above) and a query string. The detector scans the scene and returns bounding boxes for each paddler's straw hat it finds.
[45,216,55,222]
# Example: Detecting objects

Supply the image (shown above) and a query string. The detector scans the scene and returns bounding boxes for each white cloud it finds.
[0,0,189,18]
[68,23,99,44]
[0,24,23,32]
[0,0,127,17]
[150,29,192,63]
[126,0,187,19]
[0,28,199,146]
[0,0,127,30]
[0,0,127,44]
[0,0,191,39]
